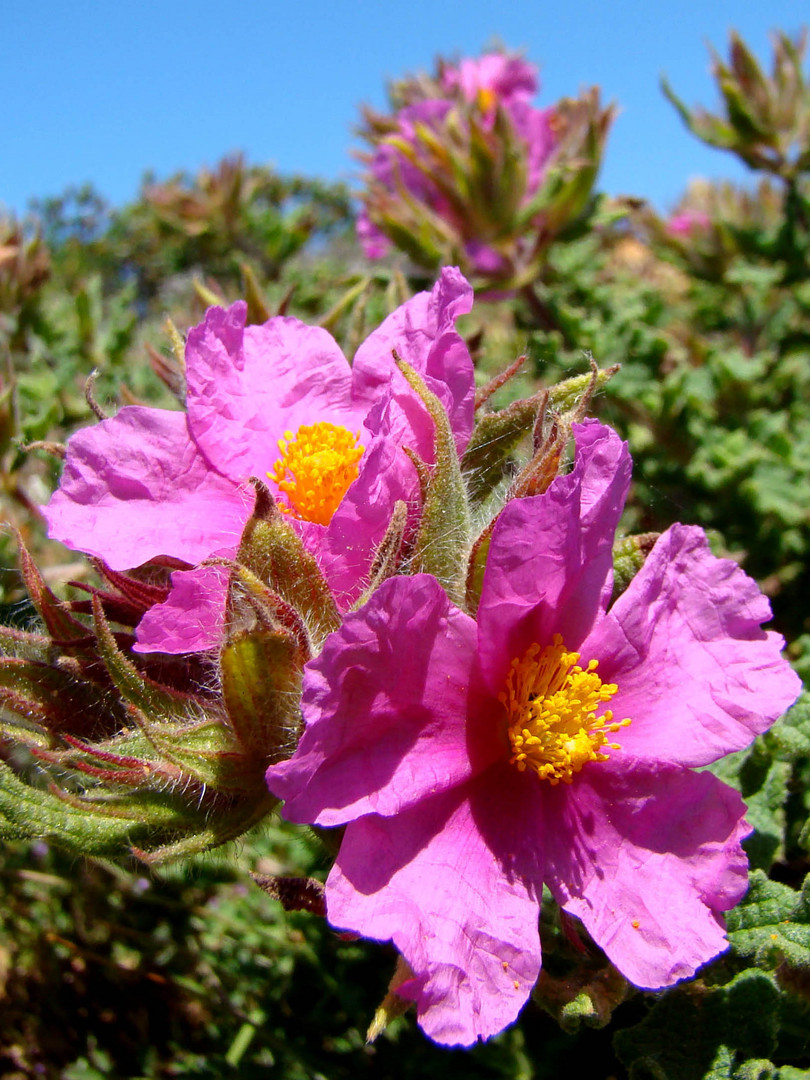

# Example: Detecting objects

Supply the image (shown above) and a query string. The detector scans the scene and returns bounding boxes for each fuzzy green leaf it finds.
[614,969,781,1080]
[726,870,810,978]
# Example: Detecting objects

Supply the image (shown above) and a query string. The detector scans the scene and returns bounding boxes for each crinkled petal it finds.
[44,407,249,570]
[327,777,542,1046]
[134,566,227,654]
[542,760,750,989]
[476,420,631,694]
[186,303,368,483]
[353,267,475,454]
[318,431,417,606]
[266,575,493,825]
[582,524,802,767]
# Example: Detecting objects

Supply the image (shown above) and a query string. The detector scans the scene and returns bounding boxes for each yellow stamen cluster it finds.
[268,421,364,526]
[476,86,498,114]
[499,634,630,786]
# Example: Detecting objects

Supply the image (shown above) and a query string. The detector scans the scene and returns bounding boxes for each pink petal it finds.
[353,267,476,454]
[134,566,227,654]
[476,420,631,695]
[44,407,249,570]
[318,431,418,606]
[327,777,542,1046]
[266,575,490,826]
[541,760,750,989]
[185,303,368,484]
[511,102,558,192]
[583,524,802,767]
[443,54,538,105]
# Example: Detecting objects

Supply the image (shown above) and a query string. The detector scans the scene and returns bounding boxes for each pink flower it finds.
[266,420,801,1046]
[358,54,556,265]
[441,52,538,110]
[44,268,475,653]
[667,208,712,236]
[357,100,456,262]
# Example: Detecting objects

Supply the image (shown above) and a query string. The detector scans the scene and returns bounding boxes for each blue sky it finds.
[4,0,807,217]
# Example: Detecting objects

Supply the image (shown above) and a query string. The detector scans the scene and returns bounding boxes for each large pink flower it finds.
[266,420,801,1046]
[44,268,475,653]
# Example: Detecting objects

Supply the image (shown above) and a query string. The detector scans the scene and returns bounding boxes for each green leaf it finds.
[767,693,810,760]
[614,969,781,1080]
[727,870,810,978]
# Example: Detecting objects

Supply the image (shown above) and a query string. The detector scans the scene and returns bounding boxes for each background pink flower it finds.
[44,268,475,653]
[358,53,557,265]
[667,208,712,235]
[267,420,801,1046]
[441,53,538,108]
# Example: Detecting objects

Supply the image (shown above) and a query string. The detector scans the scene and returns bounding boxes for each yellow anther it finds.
[268,421,364,526]
[477,86,498,113]
[498,634,630,786]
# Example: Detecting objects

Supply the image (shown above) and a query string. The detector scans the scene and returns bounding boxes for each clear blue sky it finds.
[3,0,807,217]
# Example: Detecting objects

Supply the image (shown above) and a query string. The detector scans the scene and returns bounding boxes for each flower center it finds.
[476,86,498,114]
[268,422,364,526]
[499,634,630,786]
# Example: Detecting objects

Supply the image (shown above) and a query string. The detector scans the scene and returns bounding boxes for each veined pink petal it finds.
[186,303,369,484]
[44,407,250,571]
[353,267,475,454]
[134,566,227,654]
[327,778,542,1046]
[542,761,750,989]
[476,420,631,694]
[583,524,803,768]
[266,575,488,825]
[318,432,418,606]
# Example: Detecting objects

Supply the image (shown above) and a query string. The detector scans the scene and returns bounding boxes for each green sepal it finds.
[193,277,226,308]
[550,364,620,414]
[0,623,50,658]
[0,653,127,738]
[464,522,494,617]
[237,480,340,649]
[394,355,471,606]
[462,365,618,506]
[17,534,92,645]
[462,391,545,505]
[220,626,305,763]
[130,792,278,865]
[0,758,200,858]
[91,595,200,722]
[355,499,408,608]
[132,712,251,793]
